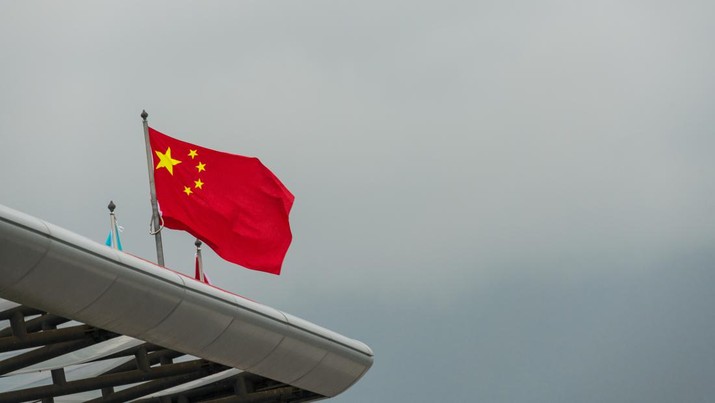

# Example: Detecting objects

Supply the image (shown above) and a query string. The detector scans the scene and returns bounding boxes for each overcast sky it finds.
[2,1,715,402]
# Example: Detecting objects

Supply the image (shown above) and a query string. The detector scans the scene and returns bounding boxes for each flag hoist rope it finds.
[142,110,166,266]
[149,215,165,235]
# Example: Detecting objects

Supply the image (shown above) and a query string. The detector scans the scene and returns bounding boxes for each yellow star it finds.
[194,178,204,189]
[196,162,206,172]
[188,149,198,159]
[155,147,182,175]
[183,186,193,196]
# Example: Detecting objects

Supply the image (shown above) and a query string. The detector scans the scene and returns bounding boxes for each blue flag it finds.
[105,228,123,251]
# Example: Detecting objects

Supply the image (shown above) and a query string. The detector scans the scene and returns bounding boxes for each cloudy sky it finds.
[2,1,715,401]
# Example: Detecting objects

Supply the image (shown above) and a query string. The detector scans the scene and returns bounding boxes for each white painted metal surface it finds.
[0,203,373,398]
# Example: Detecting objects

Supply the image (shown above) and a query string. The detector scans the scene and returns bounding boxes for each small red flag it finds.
[149,127,294,275]
[195,253,210,284]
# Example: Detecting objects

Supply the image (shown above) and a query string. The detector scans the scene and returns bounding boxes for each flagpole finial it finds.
[108,200,116,213]
[195,238,202,248]
[141,110,148,121]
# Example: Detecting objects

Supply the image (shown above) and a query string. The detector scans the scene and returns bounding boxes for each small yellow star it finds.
[196,162,206,172]
[194,179,204,189]
[155,147,182,175]
[188,149,198,159]
[183,186,193,196]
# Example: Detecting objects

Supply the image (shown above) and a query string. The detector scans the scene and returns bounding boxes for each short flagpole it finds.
[142,110,165,266]
[195,238,205,283]
[108,201,118,249]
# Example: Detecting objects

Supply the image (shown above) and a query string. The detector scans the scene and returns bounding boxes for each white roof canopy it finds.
[0,203,373,401]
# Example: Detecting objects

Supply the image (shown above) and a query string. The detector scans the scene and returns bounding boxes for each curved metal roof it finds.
[0,203,373,401]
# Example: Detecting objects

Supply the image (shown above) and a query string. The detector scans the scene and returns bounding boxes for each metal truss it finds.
[0,304,322,403]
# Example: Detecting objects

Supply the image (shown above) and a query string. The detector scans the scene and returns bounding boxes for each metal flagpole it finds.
[108,201,118,249]
[142,110,165,266]
[195,239,205,283]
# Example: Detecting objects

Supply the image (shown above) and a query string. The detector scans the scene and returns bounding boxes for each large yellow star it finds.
[155,147,182,175]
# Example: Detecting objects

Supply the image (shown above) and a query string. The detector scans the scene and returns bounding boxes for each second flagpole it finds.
[142,110,166,266]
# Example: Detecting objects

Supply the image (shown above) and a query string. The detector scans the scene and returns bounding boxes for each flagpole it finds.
[142,110,165,266]
[195,239,205,283]
[108,201,117,249]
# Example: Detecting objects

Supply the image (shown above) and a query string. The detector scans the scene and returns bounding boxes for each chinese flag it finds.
[148,127,294,275]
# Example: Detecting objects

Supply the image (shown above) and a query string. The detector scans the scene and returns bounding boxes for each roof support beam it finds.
[9,311,26,339]
[0,358,226,402]
[102,348,184,375]
[0,333,117,375]
[202,386,318,403]
[97,341,164,361]
[88,364,230,403]
[51,368,66,386]
[0,324,116,353]
[0,313,68,337]
[0,305,43,321]
[131,372,322,403]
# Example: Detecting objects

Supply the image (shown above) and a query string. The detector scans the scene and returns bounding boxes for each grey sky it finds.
[2,1,715,401]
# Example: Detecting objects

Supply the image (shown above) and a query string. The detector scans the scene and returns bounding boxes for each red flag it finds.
[148,127,294,275]
[195,252,210,284]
